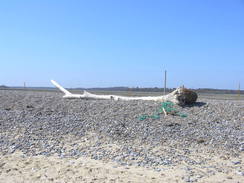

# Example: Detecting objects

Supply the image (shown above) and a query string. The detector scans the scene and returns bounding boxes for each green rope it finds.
[138,101,187,121]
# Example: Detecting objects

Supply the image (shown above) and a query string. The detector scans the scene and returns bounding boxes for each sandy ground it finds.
[0,151,243,183]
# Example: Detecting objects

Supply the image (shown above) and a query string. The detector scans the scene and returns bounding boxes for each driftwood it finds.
[51,80,197,105]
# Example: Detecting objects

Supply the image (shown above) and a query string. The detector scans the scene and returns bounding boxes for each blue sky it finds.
[0,0,243,89]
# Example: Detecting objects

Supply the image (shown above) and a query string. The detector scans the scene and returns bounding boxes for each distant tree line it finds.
[0,85,243,94]
[82,87,244,94]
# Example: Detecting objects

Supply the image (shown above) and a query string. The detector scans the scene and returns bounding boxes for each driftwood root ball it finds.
[177,88,198,105]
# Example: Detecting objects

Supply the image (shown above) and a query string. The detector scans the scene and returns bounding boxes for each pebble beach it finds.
[0,89,243,183]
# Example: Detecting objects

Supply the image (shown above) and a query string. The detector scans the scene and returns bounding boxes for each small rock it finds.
[232,161,241,165]
[196,139,205,144]
[236,171,244,176]
[26,105,34,109]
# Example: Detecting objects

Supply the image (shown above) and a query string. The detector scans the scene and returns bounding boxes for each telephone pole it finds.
[164,70,167,95]
[238,82,240,99]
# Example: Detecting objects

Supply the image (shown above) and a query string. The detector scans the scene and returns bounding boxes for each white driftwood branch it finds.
[51,80,197,105]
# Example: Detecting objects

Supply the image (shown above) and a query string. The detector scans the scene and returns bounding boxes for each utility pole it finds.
[164,70,167,95]
[238,82,240,99]
[24,82,26,88]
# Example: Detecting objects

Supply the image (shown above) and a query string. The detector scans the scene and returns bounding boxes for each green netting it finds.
[138,101,187,121]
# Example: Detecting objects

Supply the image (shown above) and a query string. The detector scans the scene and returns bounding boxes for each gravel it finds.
[0,90,243,173]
